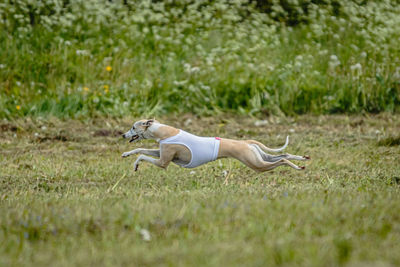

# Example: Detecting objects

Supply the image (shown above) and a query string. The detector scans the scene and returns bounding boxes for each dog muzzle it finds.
[122,130,143,143]
[129,135,140,142]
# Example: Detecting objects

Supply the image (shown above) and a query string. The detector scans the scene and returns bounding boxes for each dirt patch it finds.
[37,134,69,142]
[377,135,400,147]
[0,123,18,132]
[391,177,400,185]
[93,129,123,137]
[350,119,364,127]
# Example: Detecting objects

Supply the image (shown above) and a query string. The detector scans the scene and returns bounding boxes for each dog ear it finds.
[143,119,154,127]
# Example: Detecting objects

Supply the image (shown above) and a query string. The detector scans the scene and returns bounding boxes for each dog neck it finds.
[148,123,179,142]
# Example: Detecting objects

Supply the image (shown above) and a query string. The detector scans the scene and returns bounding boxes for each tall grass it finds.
[0,0,399,119]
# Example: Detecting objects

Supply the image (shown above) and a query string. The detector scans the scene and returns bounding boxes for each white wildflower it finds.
[173,80,188,86]
[143,79,152,88]
[313,70,320,76]
[285,63,292,69]
[254,120,269,127]
[329,55,340,70]
[190,67,200,73]
[267,65,275,71]
[140,229,151,241]
[103,57,112,63]
[393,67,400,80]
[200,85,210,90]
[350,63,362,72]
[76,50,89,56]
[324,95,335,101]
[295,55,303,61]
[330,55,338,61]
[184,63,191,72]
[350,44,359,51]
[319,50,328,56]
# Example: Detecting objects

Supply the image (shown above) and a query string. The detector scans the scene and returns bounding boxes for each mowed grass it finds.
[1,115,400,266]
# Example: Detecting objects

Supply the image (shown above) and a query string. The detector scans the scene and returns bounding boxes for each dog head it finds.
[122,119,158,142]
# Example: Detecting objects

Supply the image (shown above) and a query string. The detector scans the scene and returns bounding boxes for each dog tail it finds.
[246,136,289,153]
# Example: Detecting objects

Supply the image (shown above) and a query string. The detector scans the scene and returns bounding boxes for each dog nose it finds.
[122,134,126,138]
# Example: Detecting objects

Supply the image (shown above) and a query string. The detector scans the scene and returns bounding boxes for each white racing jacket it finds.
[159,130,221,168]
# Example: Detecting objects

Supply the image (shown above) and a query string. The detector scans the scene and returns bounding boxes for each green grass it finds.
[1,0,400,118]
[1,114,400,266]
[1,1,399,265]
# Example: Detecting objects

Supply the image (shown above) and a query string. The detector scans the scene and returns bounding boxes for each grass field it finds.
[1,1,400,266]
[1,114,399,266]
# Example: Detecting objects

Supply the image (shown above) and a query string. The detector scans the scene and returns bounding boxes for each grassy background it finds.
[1,114,400,266]
[1,0,399,118]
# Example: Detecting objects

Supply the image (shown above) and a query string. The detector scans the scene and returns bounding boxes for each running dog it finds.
[122,119,310,172]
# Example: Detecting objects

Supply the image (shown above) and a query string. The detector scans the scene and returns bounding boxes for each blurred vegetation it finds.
[0,0,399,118]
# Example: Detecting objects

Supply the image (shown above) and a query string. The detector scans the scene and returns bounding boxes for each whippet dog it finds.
[122,119,310,172]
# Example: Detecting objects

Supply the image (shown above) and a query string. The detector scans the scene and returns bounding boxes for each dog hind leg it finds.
[245,136,289,153]
[251,144,310,162]
[257,158,305,172]
[233,145,305,172]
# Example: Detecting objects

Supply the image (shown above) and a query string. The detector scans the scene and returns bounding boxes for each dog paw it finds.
[303,155,311,160]
[122,152,130,158]
[134,163,139,171]
[300,166,306,170]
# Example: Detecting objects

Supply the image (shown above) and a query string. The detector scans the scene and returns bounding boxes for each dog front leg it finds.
[133,155,160,171]
[133,144,177,172]
[133,151,175,171]
[122,148,160,158]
